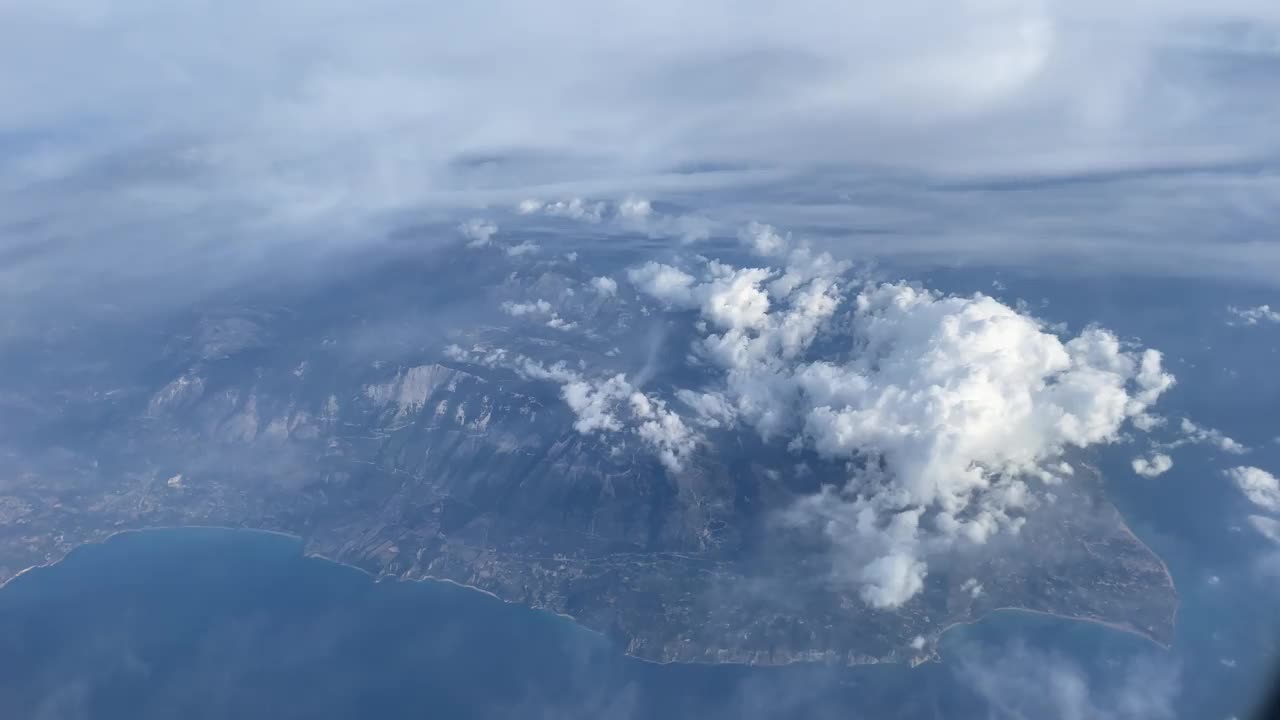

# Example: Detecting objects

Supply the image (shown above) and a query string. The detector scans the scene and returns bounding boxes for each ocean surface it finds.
[0,522,1271,720]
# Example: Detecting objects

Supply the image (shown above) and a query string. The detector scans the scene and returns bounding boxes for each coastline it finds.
[0,522,1178,670]
[1082,460,1183,635]
[935,605,1172,655]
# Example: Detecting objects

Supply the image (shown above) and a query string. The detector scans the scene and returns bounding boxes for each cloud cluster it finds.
[1172,418,1248,455]
[1227,304,1280,326]
[518,198,607,223]
[589,276,618,297]
[445,346,698,472]
[1227,466,1280,512]
[458,219,498,248]
[737,221,789,257]
[519,196,713,244]
[1251,514,1280,544]
[12,0,1279,207]
[623,224,1175,607]
[500,300,552,318]
[505,241,540,257]
[465,219,1177,608]
[500,299,576,331]
[7,0,1280,318]
[1132,453,1174,479]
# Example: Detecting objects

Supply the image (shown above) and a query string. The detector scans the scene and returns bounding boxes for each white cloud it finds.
[1132,413,1165,431]
[589,276,618,297]
[470,222,1178,609]
[449,348,698,472]
[559,375,698,471]
[516,199,544,215]
[1250,515,1280,544]
[459,218,498,247]
[10,1,1280,204]
[633,237,1173,608]
[617,196,652,220]
[1131,453,1173,478]
[501,299,552,317]
[699,264,773,331]
[1227,304,1280,326]
[613,197,714,244]
[1175,418,1248,455]
[518,198,606,223]
[626,262,698,306]
[1226,466,1280,512]
[961,577,984,598]
[628,392,698,472]
[501,298,577,331]
[738,221,790,257]
[8,0,1280,315]
[676,389,739,429]
[545,314,577,331]
[563,375,630,434]
[505,240,540,257]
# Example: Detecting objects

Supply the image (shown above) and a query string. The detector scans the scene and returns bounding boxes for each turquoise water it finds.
[0,526,1272,719]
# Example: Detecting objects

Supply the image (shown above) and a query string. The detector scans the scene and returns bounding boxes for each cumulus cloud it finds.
[501,299,553,317]
[676,389,739,429]
[505,241,540,257]
[634,213,714,245]
[451,348,698,472]
[737,221,790,257]
[610,196,714,244]
[466,219,1178,609]
[630,228,1174,608]
[1250,514,1280,544]
[1226,466,1280,512]
[626,262,698,306]
[589,276,618,297]
[563,375,630,434]
[459,218,498,247]
[500,299,578,331]
[517,198,607,223]
[1227,304,1280,326]
[545,315,577,331]
[1173,418,1248,455]
[1132,453,1173,478]
[617,197,652,220]
[628,392,699,472]
[960,577,984,598]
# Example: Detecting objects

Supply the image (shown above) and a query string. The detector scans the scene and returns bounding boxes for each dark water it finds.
[0,527,1214,720]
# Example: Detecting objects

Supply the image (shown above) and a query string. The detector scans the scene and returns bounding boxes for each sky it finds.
[1,1,1278,320]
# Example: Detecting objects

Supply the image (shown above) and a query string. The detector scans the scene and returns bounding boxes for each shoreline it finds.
[1082,461,1183,635]
[0,525,305,592]
[935,606,1171,655]
[0,522,1178,670]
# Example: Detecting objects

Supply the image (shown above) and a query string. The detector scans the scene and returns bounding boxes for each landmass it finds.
[0,244,1178,667]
